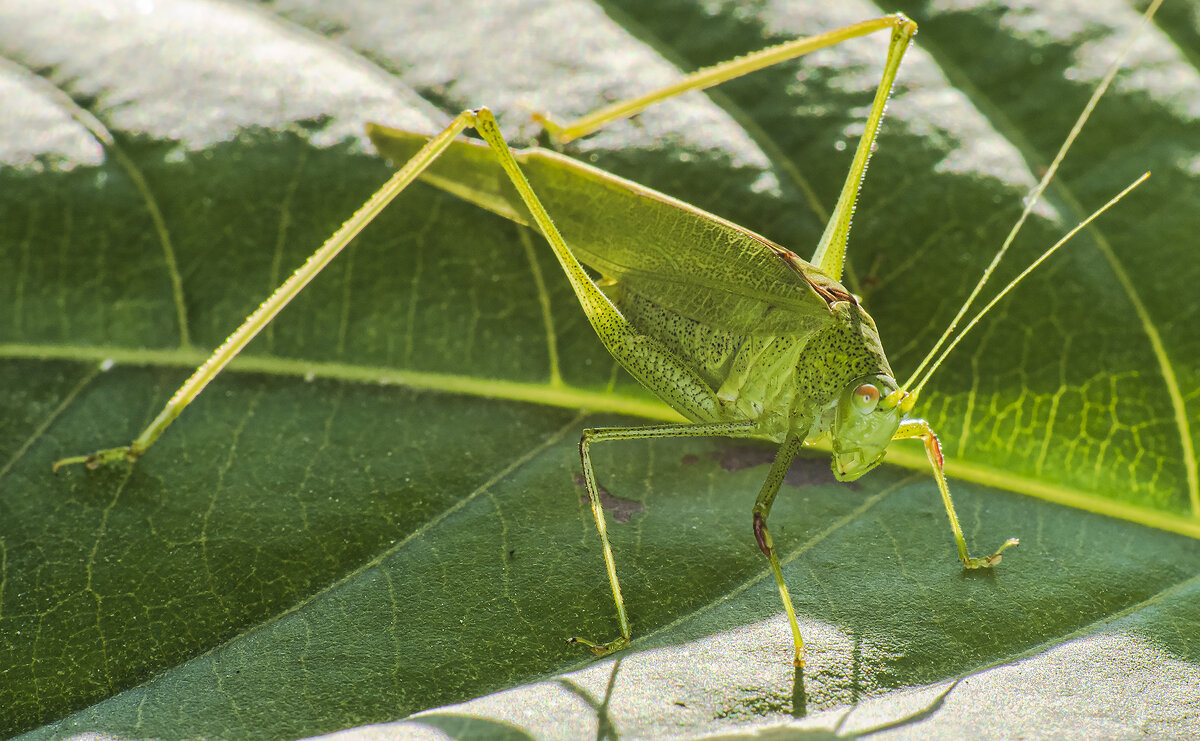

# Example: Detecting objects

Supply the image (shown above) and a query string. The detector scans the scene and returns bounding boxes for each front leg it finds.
[749,431,806,666]
[894,419,1019,568]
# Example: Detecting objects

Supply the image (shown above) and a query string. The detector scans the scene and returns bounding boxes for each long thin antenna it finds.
[910,172,1149,396]
[901,0,1163,393]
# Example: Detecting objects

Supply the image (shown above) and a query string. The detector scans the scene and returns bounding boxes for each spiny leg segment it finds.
[53,110,480,471]
[537,14,919,284]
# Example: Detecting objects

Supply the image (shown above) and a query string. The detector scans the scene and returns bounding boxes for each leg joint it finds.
[752,512,771,557]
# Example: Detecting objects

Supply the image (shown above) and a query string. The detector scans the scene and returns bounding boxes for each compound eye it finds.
[851,383,879,413]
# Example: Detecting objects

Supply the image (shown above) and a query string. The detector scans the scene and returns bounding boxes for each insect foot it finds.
[52,445,139,472]
[965,537,1021,569]
[566,635,631,658]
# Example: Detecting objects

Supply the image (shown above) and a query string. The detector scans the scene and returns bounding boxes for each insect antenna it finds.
[907,172,1149,397]
[900,0,1163,396]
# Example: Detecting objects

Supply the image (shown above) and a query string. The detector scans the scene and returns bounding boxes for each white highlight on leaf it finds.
[0,0,444,151]
[930,0,1200,119]
[331,617,1200,740]
[261,0,777,175]
[0,61,105,170]
[758,0,1048,205]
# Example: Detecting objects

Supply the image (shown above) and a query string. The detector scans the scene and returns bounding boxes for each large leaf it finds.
[2,0,1198,738]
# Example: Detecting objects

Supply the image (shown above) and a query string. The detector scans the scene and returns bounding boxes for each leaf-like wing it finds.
[370,124,835,336]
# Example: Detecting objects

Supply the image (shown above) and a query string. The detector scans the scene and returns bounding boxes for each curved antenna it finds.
[909,172,1149,397]
[901,0,1162,393]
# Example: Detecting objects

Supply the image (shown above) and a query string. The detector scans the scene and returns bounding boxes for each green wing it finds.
[369,124,838,337]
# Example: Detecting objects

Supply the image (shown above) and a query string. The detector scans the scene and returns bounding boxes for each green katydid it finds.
[52,9,1153,667]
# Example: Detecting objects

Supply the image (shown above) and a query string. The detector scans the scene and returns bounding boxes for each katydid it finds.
[52,9,1153,668]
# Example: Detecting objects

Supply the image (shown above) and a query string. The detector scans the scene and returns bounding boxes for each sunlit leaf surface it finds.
[1,0,1197,738]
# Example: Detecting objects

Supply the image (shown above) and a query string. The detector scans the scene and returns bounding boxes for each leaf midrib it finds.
[6,341,1198,539]
[0,342,679,418]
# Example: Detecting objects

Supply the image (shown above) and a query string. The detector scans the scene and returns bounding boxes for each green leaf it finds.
[2,1,1197,739]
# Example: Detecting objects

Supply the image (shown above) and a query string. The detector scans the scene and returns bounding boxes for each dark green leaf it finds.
[2,0,1197,738]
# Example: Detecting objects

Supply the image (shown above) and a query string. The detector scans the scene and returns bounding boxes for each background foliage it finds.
[1,0,1197,738]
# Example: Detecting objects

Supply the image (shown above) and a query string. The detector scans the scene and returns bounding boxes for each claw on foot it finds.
[52,446,138,473]
[567,635,630,658]
[965,537,1020,569]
